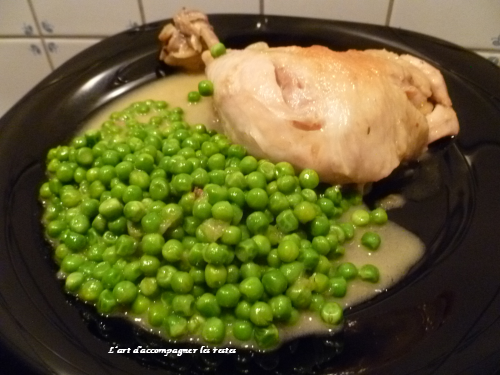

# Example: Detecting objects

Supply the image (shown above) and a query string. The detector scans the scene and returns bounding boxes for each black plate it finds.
[1,15,500,375]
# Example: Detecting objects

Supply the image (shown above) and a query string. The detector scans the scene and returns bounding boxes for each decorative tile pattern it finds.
[263,0,391,25]
[0,39,51,117]
[45,39,102,68]
[0,0,37,36]
[391,0,500,50]
[142,0,260,23]
[31,0,141,36]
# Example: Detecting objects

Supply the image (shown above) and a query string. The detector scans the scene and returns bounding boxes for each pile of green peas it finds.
[39,98,387,349]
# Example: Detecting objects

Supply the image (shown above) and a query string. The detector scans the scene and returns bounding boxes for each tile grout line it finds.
[26,0,54,71]
[260,0,264,15]
[0,34,109,40]
[385,0,395,26]
[137,0,146,25]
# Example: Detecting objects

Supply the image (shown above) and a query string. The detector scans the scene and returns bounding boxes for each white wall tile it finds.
[264,0,390,25]
[391,0,500,50]
[31,0,141,36]
[475,51,500,68]
[0,0,38,36]
[0,39,51,117]
[45,39,102,68]
[142,0,260,23]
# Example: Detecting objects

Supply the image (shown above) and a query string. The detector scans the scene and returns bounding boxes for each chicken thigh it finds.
[160,10,459,184]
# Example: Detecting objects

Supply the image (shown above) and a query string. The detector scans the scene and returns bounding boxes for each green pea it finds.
[269,295,292,320]
[221,225,242,245]
[280,261,304,285]
[129,170,150,190]
[171,271,194,294]
[299,169,319,189]
[192,198,212,220]
[207,153,225,171]
[324,185,342,204]
[286,281,312,309]
[205,264,227,289]
[149,177,170,201]
[63,232,87,252]
[56,162,76,183]
[227,144,246,159]
[250,301,273,327]
[336,262,358,280]
[310,293,325,312]
[65,272,84,292]
[246,211,270,234]
[216,284,241,308]
[171,173,193,195]
[131,294,151,314]
[198,80,214,97]
[196,293,221,317]
[339,222,356,240]
[166,314,188,338]
[98,198,123,221]
[239,262,260,280]
[97,289,118,314]
[239,276,264,302]
[156,265,177,288]
[235,238,258,263]
[276,209,299,233]
[188,91,201,103]
[210,42,226,58]
[351,209,370,226]
[245,188,268,210]
[203,243,228,265]
[239,156,258,175]
[79,279,103,302]
[187,313,205,334]
[122,185,143,203]
[61,188,82,207]
[327,277,347,297]
[235,300,251,320]
[140,254,161,276]
[293,201,316,224]
[113,280,138,304]
[320,302,343,325]
[189,267,205,285]
[370,207,388,224]
[298,247,320,270]
[254,324,279,349]
[172,294,195,317]
[148,302,168,327]
[202,317,225,344]
[211,201,233,222]
[359,264,380,283]
[141,212,162,233]
[162,239,183,262]
[277,239,300,263]
[92,261,111,279]
[262,269,288,296]
[141,233,165,255]
[76,147,94,167]
[310,272,329,293]
[361,231,381,250]
[232,319,253,341]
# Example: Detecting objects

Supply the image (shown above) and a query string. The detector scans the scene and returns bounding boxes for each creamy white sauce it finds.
[84,73,217,132]
[82,73,425,349]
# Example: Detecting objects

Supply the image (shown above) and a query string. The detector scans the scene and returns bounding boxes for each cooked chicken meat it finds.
[159,9,219,71]
[160,10,459,184]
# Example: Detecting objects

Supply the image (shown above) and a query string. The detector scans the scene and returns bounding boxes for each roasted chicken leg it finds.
[159,10,459,184]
